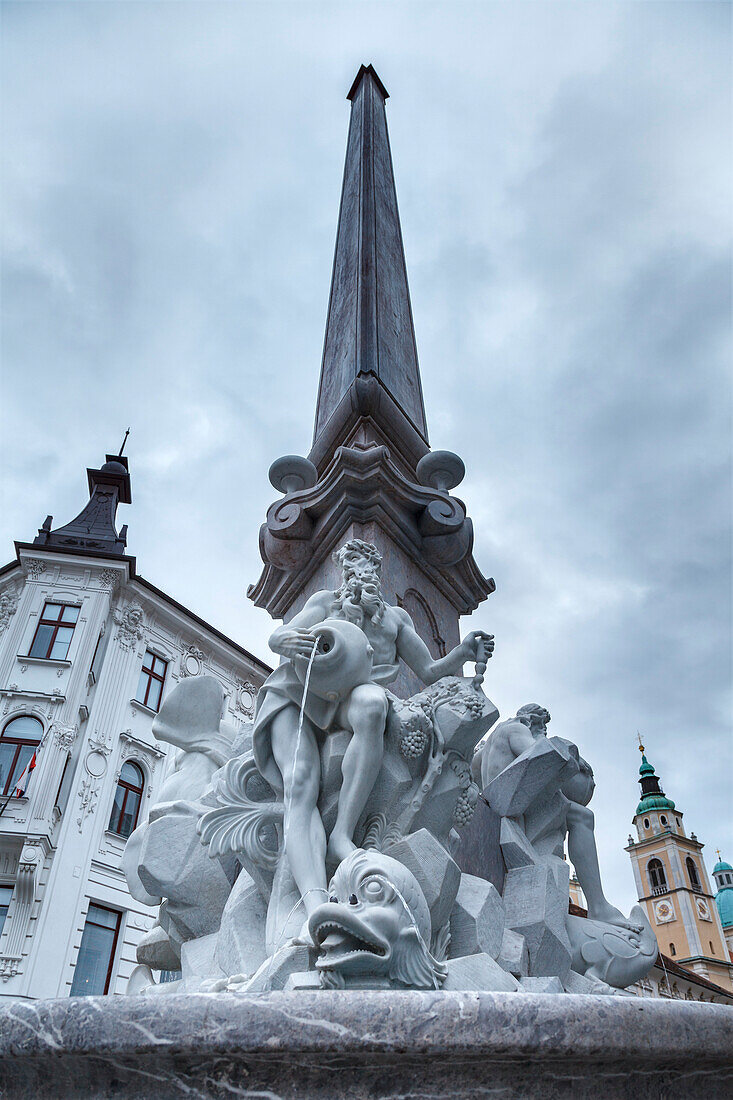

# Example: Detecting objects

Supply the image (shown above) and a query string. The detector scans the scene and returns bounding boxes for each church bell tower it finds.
[625,741,733,992]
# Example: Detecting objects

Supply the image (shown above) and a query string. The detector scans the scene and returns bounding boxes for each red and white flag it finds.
[12,752,37,798]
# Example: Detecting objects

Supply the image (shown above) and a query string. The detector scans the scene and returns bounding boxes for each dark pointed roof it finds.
[635,747,675,816]
[32,453,131,557]
[310,64,429,474]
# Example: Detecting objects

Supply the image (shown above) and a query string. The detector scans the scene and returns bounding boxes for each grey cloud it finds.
[1,1,730,911]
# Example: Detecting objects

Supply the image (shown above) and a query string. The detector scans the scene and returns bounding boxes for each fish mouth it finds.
[309,905,389,970]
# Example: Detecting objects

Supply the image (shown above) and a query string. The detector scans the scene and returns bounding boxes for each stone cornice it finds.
[249,443,493,619]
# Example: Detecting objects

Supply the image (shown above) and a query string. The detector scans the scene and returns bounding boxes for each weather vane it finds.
[118,427,130,457]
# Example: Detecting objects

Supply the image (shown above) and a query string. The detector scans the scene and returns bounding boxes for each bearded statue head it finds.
[332,540,385,627]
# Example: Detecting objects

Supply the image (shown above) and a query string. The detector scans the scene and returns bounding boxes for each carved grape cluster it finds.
[400,726,429,759]
[453,784,479,827]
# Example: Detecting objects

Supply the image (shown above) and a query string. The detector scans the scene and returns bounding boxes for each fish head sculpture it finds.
[308,848,445,988]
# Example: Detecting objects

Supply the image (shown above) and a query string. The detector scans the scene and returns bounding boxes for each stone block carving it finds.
[502,864,572,981]
[385,829,461,936]
[180,932,224,983]
[448,873,504,960]
[520,976,565,994]
[215,870,269,980]
[442,952,519,992]
[137,803,232,943]
[496,928,529,978]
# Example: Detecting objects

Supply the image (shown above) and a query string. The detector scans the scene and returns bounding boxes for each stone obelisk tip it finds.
[347,63,389,102]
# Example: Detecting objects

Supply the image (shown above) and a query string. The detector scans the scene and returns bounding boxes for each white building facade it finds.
[0,451,269,1000]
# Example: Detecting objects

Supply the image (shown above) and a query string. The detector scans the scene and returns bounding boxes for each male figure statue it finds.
[252,539,492,919]
[482,704,638,930]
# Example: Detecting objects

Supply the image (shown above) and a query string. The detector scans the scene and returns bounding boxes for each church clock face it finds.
[695,897,712,921]
[654,899,675,923]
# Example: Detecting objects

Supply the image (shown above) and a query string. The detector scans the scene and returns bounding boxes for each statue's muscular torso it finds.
[304,590,409,685]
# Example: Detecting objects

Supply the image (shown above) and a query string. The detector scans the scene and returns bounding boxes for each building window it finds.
[0,885,13,938]
[660,815,668,826]
[28,602,79,661]
[70,904,121,996]
[643,819,650,830]
[648,858,667,895]
[108,762,144,838]
[136,651,167,712]
[0,716,43,796]
[710,941,715,954]
[88,630,106,684]
[686,857,701,892]
[54,755,71,812]
[669,943,676,956]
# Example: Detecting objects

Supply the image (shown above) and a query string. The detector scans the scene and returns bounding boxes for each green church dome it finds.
[716,885,733,929]
[713,858,732,875]
[636,793,676,815]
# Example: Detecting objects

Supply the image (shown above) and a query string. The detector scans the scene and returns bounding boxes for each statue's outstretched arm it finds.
[396,612,493,685]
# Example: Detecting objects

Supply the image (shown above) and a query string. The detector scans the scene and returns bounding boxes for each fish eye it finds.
[349,894,358,906]
[362,878,384,899]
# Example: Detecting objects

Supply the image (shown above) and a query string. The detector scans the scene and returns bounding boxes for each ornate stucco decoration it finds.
[0,841,45,979]
[113,603,145,649]
[98,568,118,590]
[51,723,78,751]
[24,560,47,581]
[0,589,19,636]
[180,645,207,678]
[118,729,165,800]
[76,776,100,832]
[120,729,165,763]
[234,678,257,718]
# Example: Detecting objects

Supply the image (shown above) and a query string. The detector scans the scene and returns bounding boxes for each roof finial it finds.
[119,428,130,457]
[637,730,645,754]
[717,848,722,862]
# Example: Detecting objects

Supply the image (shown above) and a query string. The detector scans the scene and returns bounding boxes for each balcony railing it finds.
[651,885,668,897]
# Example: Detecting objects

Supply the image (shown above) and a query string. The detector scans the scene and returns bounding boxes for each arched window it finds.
[0,716,43,796]
[108,762,144,838]
[648,858,667,893]
[669,943,676,956]
[686,857,701,891]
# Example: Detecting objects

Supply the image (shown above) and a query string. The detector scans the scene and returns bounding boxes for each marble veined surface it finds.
[0,989,731,1098]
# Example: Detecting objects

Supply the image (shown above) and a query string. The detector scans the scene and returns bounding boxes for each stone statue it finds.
[123,546,655,997]
[479,703,655,990]
[307,847,447,989]
[122,677,238,973]
[252,539,493,925]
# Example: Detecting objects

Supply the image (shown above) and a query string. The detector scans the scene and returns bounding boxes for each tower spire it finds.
[31,451,132,558]
[310,63,429,475]
[635,746,675,816]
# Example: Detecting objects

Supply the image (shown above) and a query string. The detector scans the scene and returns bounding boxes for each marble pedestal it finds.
[1,991,730,1099]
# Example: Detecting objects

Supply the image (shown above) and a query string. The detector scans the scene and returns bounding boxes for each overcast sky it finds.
[2,1,730,911]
